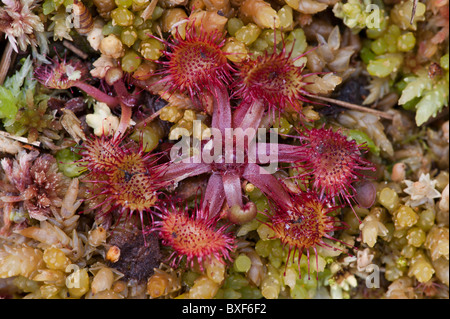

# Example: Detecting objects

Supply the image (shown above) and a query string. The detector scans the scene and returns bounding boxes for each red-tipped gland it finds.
[234,37,312,113]
[267,191,349,279]
[152,200,235,270]
[34,58,119,107]
[78,133,123,174]
[294,127,376,210]
[79,134,167,224]
[34,58,88,90]
[152,22,233,102]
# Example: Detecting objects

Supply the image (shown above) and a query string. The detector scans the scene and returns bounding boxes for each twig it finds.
[0,130,41,147]
[0,41,15,85]
[304,93,394,120]
[63,40,89,60]
[135,108,163,129]
[410,0,418,25]
[141,0,158,21]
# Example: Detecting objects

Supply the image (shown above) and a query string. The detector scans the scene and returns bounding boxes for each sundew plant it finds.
[0,0,448,300]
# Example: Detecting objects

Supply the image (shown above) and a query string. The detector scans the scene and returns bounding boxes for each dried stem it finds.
[304,93,394,120]
[0,41,15,85]
[141,0,158,21]
[410,0,418,25]
[0,130,41,147]
[63,40,89,60]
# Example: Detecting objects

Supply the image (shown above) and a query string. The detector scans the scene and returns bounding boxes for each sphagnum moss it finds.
[0,0,448,300]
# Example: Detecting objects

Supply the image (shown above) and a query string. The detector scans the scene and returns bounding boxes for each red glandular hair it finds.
[267,191,349,279]
[151,200,235,270]
[153,22,233,101]
[292,127,375,208]
[34,58,88,90]
[79,134,167,225]
[234,38,313,113]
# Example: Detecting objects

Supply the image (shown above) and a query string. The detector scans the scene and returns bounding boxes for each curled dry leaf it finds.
[60,109,86,144]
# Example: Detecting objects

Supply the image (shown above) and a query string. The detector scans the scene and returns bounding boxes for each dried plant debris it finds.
[106,220,162,283]
[0,0,448,299]
[1,151,70,232]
